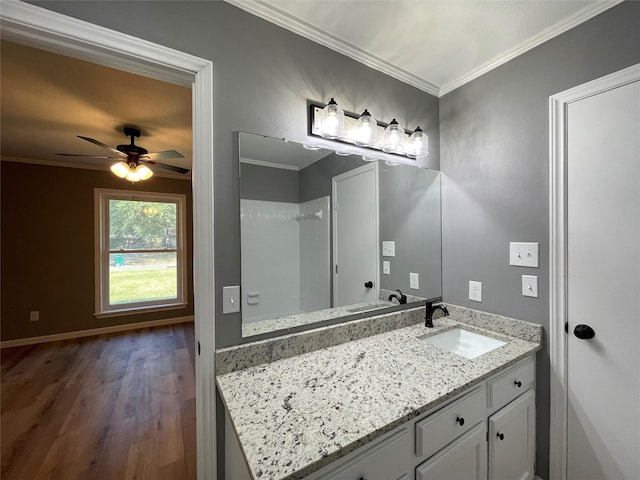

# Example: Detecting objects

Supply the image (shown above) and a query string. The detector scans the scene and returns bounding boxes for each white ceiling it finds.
[227,0,620,96]
[0,40,192,176]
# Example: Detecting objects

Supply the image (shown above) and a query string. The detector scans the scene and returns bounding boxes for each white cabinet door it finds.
[416,423,487,480]
[488,390,535,480]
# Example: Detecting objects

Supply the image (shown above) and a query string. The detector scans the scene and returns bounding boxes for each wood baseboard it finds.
[0,315,194,348]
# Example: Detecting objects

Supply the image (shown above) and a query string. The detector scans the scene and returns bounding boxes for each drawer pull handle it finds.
[514,380,522,388]
[497,432,505,440]
[456,416,465,426]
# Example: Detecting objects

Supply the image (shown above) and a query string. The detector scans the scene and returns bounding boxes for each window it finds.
[95,189,187,317]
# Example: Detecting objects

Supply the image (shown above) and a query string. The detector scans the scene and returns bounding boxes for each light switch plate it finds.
[382,241,395,257]
[383,261,390,275]
[410,272,419,289]
[522,275,539,297]
[509,242,539,267]
[222,285,240,314]
[469,281,482,302]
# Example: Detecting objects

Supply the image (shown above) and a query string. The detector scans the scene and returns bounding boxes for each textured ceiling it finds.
[0,41,192,176]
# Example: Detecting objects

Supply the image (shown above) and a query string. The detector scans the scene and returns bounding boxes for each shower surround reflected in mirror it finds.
[239,132,441,337]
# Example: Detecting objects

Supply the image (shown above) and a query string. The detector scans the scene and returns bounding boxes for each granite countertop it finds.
[217,309,541,480]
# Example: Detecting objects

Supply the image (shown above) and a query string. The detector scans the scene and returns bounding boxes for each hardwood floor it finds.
[1,322,196,480]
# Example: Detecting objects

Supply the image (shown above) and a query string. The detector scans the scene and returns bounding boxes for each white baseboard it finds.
[0,315,194,348]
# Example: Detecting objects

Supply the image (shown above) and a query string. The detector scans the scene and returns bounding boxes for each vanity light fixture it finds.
[309,100,429,165]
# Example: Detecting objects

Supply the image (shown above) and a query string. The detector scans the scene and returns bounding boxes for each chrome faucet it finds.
[388,289,407,304]
[425,299,449,328]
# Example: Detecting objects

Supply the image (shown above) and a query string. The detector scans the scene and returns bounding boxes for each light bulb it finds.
[320,98,344,139]
[354,109,377,147]
[407,127,428,158]
[382,119,405,154]
[111,161,129,178]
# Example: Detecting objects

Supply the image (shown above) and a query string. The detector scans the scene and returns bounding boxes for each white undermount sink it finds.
[418,328,507,359]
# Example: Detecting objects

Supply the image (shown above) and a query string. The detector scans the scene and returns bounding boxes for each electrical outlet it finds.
[410,272,419,289]
[469,281,482,302]
[382,241,395,257]
[522,275,539,298]
[30,310,40,322]
[383,261,390,275]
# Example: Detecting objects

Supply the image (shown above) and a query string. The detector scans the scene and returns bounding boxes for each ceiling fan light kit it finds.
[58,126,189,182]
[111,161,153,182]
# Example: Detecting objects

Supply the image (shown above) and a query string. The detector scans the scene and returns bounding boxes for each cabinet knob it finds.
[456,416,465,426]
[514,380,522,388]
[497,432,504,440]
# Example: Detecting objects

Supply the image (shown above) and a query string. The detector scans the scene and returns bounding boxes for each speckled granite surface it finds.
[218,307,425,375]
[446,304,542,343]
[242,300,395,338]
[217,309,541,480]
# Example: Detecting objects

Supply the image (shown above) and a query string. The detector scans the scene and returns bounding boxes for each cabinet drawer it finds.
[487,357,535,412]
[415,423,487,480]
[316,427,410,480]
[415,385,486,460]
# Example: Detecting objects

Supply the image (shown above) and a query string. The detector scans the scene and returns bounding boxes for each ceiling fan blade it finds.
[56,153,121,159]
[141,159,190,175]
[77,135,127,157]
[142,150,184,161]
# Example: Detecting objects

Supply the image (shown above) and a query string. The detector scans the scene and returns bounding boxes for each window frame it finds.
[94,188,188,318]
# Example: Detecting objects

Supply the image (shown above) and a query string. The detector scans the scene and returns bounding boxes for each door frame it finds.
[548,63,640,480]
[0,2,216,478]
[332,162,380,306]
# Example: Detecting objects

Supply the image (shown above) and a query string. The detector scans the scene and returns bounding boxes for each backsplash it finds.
[216,303,542,375]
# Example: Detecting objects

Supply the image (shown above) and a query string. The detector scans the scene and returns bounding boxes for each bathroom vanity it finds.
[216,305,541,480]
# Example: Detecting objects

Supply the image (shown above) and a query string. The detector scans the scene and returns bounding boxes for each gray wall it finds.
[439,3,640,478]
[379,165,441,300]
[32,0,441,349]
[240,163,299,203]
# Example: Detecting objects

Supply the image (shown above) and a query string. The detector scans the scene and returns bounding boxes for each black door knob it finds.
[364,281,373,288]
[574,324,595,340]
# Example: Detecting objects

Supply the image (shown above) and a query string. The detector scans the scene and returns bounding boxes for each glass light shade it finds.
[406,127,429,159]
[125,164,153,182]
[382,119,405,154]
[320,98,344,139]
[111,161,130,178]
[354,109,377,146]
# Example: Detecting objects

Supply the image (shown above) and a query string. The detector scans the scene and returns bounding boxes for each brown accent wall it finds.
[1,161,194,341]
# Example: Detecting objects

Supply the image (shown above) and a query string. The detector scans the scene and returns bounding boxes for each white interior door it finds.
[332,162,379,307]
[566,79,640,480]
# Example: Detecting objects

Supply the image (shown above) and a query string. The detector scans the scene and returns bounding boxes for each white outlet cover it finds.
[382,241,395,257]
[469,281,482,302]
[410,272,419,289]
[522,275,539,297]
[383,261,390,275]
[222,285,240,314]
[509,242,539,268]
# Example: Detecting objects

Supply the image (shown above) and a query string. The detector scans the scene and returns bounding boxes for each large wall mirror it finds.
[239,132,441,338]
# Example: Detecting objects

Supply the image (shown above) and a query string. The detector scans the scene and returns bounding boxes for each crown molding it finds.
[224,0,440,97]
[439,0,624,95]
[226,0,623,98]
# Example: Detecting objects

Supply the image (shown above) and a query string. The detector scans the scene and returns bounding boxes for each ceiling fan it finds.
[58,126,190,181]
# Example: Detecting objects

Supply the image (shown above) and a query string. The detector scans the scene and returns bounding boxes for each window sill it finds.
[94,303,188,319]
